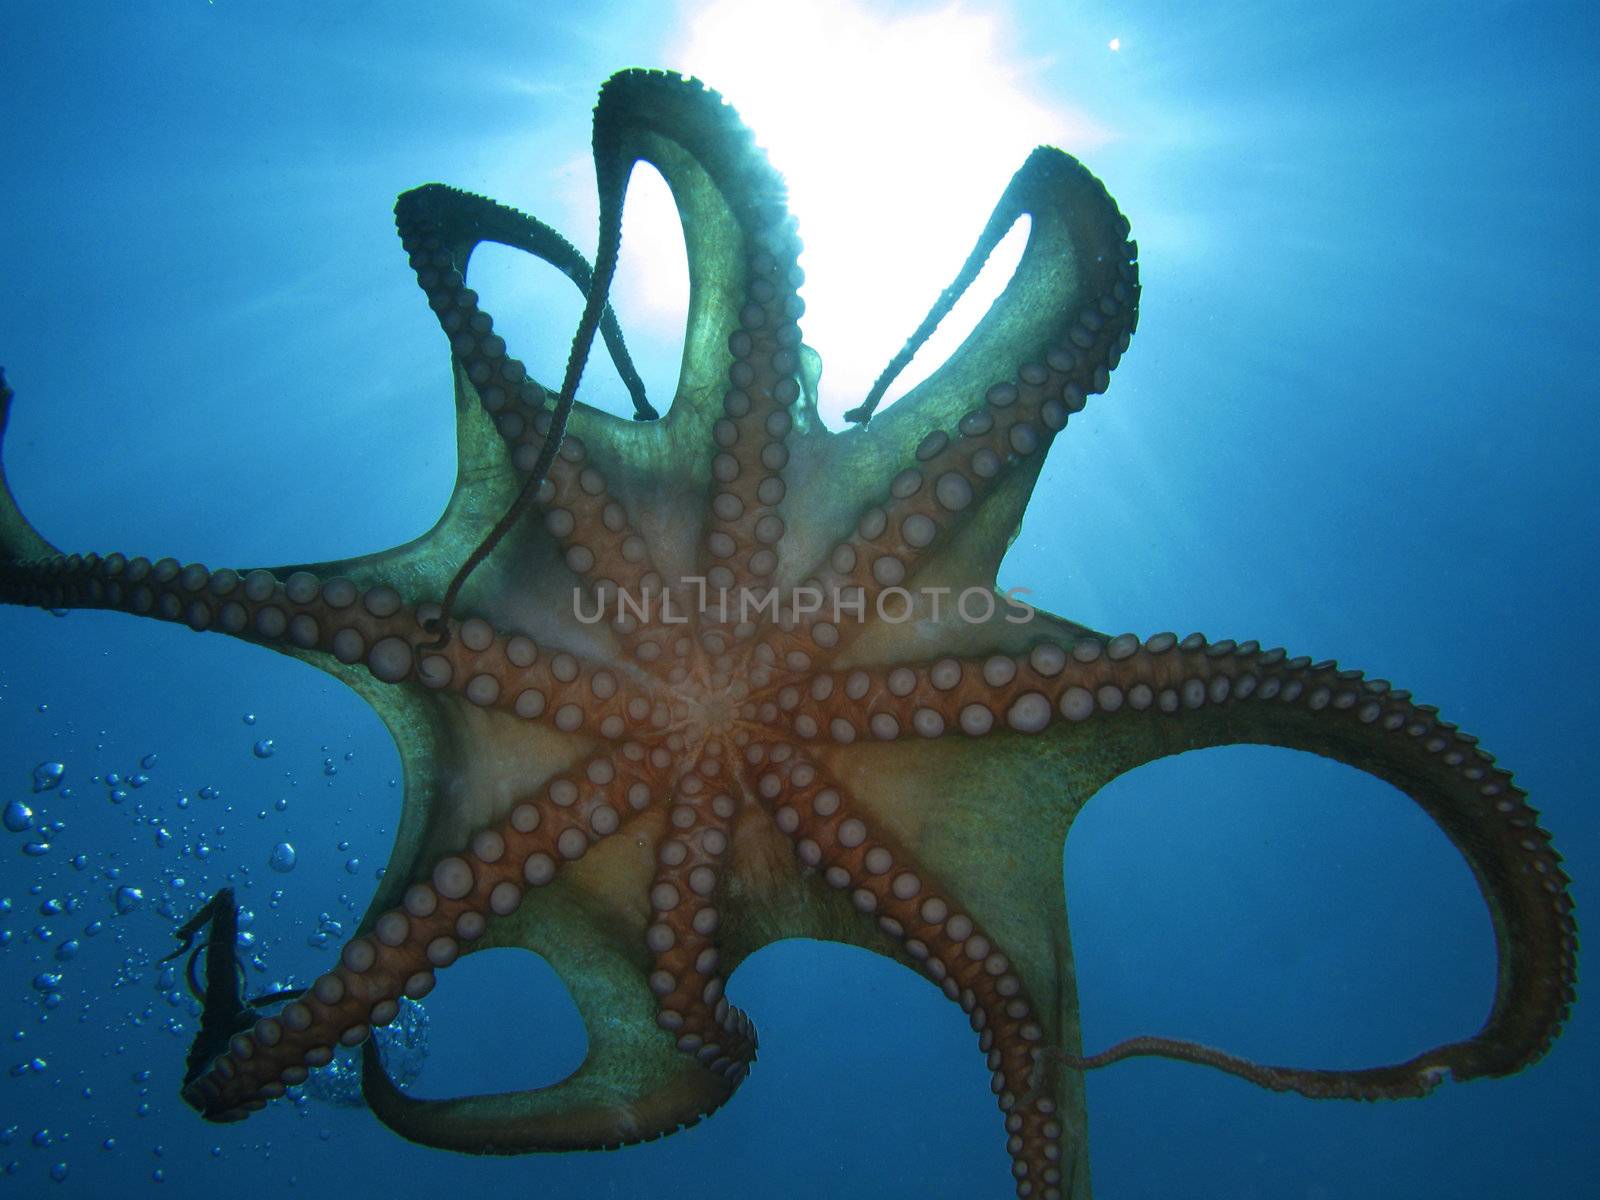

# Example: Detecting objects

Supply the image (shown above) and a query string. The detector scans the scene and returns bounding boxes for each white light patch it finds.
[650,0,1112,422]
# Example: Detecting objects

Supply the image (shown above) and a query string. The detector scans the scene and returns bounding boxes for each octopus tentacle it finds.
[395,182,655,420]
[645,752,759,1084]
[586,71,810,603]
[851,146,1139,428]
[0,551,657,736]
[751,745,1075,1198]
[182,748,656,1121]
[765,149,1137,664]
[396,186,685,658]
[357,1021,735,1154]
[383,613,656,739]
[787,629,1576,1096]
[0,553,424,662]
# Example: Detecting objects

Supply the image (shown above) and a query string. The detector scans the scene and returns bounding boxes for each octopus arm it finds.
[346,730,754,1151]
[760,147,1137,669]
[586,70,815,463]
[0,360,654,684]
[791,612,1575,1102]
[357,891,738,1153]
[395,181,654,421]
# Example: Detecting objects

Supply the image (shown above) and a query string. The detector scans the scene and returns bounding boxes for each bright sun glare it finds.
[611,0,1112,421]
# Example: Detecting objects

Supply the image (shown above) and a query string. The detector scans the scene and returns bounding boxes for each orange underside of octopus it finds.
[0,71,1575,1200]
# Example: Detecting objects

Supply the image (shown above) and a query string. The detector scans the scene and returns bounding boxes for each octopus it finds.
[0,70,1576,1199]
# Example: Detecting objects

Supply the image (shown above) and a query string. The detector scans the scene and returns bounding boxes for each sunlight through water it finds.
[655,0,1114,422]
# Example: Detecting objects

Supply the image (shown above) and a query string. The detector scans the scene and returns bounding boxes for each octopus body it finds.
[0,71,1575,1198]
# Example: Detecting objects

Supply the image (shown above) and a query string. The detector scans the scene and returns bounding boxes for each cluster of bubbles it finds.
[1,714,424,1186]
[300,997,430,1106]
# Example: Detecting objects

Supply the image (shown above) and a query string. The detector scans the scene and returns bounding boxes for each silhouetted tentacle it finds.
[584,70,813,645]
[757,148,1137,668]
[749,745,1082,1194]
[180,750,660,1121]
[781,629,1576,1099]
[396,182,653,420]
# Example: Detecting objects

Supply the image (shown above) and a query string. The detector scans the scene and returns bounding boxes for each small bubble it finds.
[139,754,158,770]
[343,858,361,875]
[252,739,276,760]
[268,843,297,874]
[32,763,64,793]
[3,802,33,833]
[242,714,257,726]
[114,886,143,915]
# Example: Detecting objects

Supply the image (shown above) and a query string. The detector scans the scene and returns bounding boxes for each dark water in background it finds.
[1,2,1595,1197]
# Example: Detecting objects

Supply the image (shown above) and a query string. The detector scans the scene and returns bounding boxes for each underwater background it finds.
[1,1,1594,1196]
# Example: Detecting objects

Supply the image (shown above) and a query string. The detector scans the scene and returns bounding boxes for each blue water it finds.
[1,2,1595,1196]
